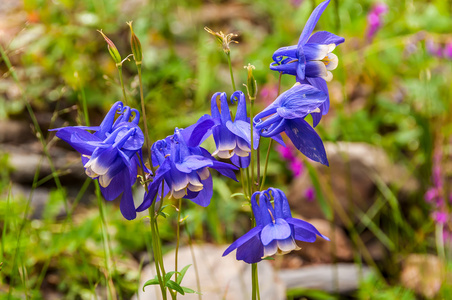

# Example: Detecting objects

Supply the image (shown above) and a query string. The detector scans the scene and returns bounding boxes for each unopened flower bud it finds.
[204,26,238,55]
[244,64,257,100]
[97,29,122,65]
[127,21,142,65]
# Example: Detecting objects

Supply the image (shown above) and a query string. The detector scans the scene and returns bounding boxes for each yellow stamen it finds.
[321,56,331,66]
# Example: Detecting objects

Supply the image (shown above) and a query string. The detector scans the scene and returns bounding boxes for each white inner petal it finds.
[327,43,336,53]
[324,53,338,71]
[277,237,300,254]
[262,241,278,258]
[197,167,210,180]
[215,150,234,159]
[323,71,333,82]
[170,188,187,199]
[98,173,114,188]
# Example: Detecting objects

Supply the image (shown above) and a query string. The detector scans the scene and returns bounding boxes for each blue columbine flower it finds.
[270,0,344,126]
[136,127,238,211]
[190,91,259,169]
[253,83,329,166]
[190,91,284,168]
[50,102,145,220]
[223,188,329,264]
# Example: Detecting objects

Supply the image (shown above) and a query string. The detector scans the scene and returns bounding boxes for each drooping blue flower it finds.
[50,102,145,220]
[189,91,259,169]
[270,0,344,126]
[190,91,284,168]
[253,83,329,166]
[136,127,238,211]
[223,188,329,264]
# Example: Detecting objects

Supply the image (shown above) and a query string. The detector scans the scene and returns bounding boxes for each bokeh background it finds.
[0,0,451,299]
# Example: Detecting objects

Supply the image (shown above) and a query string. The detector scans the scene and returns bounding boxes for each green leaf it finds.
[158,211,169,218]
[262,257,275,261]
[166,280,185,295]
[142,277,160,291]
[176,264,192,284]
[182,286,197,294]
[231,192,245,198]
[164,271,176,283]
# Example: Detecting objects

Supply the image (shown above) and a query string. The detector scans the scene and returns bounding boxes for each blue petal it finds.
[271,45,298,62]
[100,172,125,201]
[184,115,216,147]
[230,154,250,168]
[223,225,264,264]
[226,120,259,149]
[55,128,100,155]
[259,118,286,138]
[276,84,327,119]
[219,92,232,124]
[271,134,286,147]
[261,219,292,246]
[284,119,329,166]
[307,31,345,46]
[121,125,145,151]
[270,188,292,219]
[251,192,272,227]
[303,43,330,61]
[211,161,238,181]
[254,106,278,127]
[136,160,170,212]
[286,218,330,242]
[296,46,306,80]
[210,92,224,120]
[298,0,331,47]
[95,101,123,139]
[305,61,327,78]
[254,114,283,131]
[87,147,120,176]
[119,171,137,220]
[270,61,298,75]
[306,77,330,114]
[176,155,213,173]
[231,91,247,121]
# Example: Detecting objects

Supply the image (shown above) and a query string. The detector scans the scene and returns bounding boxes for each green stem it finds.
[149,202,167,300]
[259,139,273,190]
[226,52,236,91]
[260,72,282,190]
[250,216,260,300]
[136,65,154,172]
[95,182,115,300]
[175,198,182,282]
[185,226,202,300]
[117,66,128,105]
[240,169,249,200]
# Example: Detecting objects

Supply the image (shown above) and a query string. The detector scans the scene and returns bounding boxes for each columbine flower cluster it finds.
[51,101,145,220]
[223,0,342,263]
[256,0,344,165]
[52,0,342,274]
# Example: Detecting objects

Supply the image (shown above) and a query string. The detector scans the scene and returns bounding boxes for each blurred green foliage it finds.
[1,0,452,298]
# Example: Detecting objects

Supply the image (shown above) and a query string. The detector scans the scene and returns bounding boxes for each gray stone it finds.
[278,263,373,293]
[134,244,285,300]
